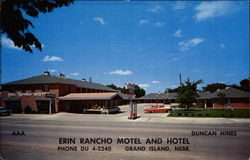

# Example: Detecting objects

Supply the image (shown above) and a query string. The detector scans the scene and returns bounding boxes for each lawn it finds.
[169,108,250,118]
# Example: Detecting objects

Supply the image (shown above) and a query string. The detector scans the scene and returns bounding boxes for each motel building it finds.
[197,87,250,109]
[137,93,177,104]
[136,88,249,110]
[1,72,127,114]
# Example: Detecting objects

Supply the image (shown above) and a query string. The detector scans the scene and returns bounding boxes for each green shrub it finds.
[24,105,32,114]
[169,109,250,118]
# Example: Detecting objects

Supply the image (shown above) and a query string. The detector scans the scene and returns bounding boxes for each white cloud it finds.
[152,81,160,84]
[70,72,80,76]
[1,37,21,50]
[194,1,237,21]
[48,69,57,73]
[106,69,132,75]
[171,84,178,88]
[193,69,202,73]
[43,56,63,62]
[1,37,45,51]
[178,38,204,51]
[139,19,149,25]
[220,43,225,49]
[172,1,186,10]
[139,84,149,88]
[173,29,182,38]
[93,17,106,25]
[154,22,165,27]
[148,5,162,12]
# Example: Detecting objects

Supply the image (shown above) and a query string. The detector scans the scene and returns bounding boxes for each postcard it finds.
[0,1,249,160]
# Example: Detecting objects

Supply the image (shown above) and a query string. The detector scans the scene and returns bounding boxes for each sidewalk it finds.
[3,112,249,125]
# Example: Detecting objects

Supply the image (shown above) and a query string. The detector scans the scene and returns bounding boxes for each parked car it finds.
[102,107,121,114]
[0,107,12,116]
[144,104,171,113]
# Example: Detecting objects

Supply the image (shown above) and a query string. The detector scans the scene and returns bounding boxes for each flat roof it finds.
[58,92,123,100]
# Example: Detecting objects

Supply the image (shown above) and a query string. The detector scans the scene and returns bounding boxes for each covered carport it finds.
[58,92,124,113]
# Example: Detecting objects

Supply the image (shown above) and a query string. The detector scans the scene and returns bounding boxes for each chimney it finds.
[44,71,50,76]
[89,77,92,83]
[59,73,65,78]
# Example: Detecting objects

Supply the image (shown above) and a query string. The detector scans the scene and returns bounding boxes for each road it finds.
[0,104,250,160]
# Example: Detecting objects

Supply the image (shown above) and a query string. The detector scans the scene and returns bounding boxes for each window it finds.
[21,86,26,93]
[42,85,49,92]
[65,85,69,93]
[10,86,15,93]
[31,85,35,92]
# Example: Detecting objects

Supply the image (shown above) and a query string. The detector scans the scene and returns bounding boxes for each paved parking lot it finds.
[2,104,249,124]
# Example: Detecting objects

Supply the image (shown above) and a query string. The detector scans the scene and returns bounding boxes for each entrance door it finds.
[36,100,56,113]
[37,101,49,113]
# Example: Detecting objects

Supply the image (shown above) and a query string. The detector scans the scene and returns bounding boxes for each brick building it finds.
[137,88,249,109]
[197,87,250,109]
[137,93,177,104]
[1,72,123,113]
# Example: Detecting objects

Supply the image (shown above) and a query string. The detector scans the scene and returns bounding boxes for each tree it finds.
[1,0,74,53]
[217,93,227,105]
[176,78,203,111]
[165,87,180,93]
[106,84,126,93]
[203,83,226,93]
[134,85,146,98]
[106,84,145,98]
[240,79,249,92]
[227,84,241,90]
[106,84,119,90]
[24,105,32,114]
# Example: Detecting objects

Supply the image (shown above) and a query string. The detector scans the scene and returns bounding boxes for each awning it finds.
[2,97,20,101]
[34,96,50,101]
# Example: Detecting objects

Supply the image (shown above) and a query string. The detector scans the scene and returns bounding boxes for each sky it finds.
[1,1,249,93]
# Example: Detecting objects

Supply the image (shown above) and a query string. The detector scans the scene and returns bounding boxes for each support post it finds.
[49,98,51,114]
[212,99,214,108]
